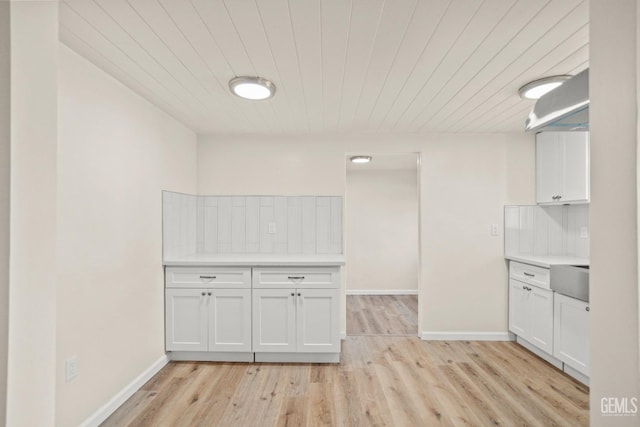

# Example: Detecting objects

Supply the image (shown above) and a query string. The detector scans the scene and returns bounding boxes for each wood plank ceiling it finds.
[59,0,589,135]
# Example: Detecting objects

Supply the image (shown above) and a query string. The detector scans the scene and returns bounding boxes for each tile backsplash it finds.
[162,191,197,260]
[505,204,589,259]
[163,191,343,259]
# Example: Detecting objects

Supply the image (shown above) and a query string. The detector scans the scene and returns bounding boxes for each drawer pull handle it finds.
[586,306,590,312]
[200,276,216,279]
[523,272,535,277]
[288,276,305,280]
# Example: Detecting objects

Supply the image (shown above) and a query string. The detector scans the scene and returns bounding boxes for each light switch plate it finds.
[65,356,78,382]
[580,226,589,238]
[491,223,499,236]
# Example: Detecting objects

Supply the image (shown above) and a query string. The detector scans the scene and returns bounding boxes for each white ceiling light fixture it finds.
[229,76,275,100]
[349,155,372,164]
[518,75,572,100]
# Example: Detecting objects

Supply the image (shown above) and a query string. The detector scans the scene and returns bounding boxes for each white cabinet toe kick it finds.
[165,265,342,364]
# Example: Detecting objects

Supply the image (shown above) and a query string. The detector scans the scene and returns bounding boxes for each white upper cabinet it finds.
[536,131,589,205]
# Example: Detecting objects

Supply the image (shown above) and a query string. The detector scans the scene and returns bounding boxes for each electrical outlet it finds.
[268,222,276,234]
[580,226,589,239]
[491,223,500,236]
[65,356,78,382]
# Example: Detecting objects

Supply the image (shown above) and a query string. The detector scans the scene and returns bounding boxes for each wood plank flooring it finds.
[103,295,588,426]
[347,295,418,336]
[103,338,588,426]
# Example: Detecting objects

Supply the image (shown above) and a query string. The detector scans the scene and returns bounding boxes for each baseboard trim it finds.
[79,354,169,427]
[420,331,513,341]
[346,289,418,295]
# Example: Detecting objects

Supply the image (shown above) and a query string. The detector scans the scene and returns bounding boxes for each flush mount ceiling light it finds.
[350,155,372,164]
[229,76,275,100]
[518,75,572,100]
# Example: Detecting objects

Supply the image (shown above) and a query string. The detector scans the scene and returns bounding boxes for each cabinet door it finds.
[561,131,589,203]
[208,289,252,352]
[253,289,296,352]
[554,293,590,376]
[509,279,530,338]
[536,132,562,204]
[529,286,554,354]
[296,289,340,353]
[166,289,207,351]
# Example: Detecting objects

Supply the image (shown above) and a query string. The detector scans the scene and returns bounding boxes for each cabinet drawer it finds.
[253,267,339,289]
[510,261,550,289]
[166,267,251,289]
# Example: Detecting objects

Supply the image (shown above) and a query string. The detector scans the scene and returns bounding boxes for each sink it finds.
[550,265,590,302]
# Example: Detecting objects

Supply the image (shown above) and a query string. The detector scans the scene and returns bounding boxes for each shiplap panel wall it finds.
[162,191,197,259]
[163,192,343,258]
[504,204,589,258]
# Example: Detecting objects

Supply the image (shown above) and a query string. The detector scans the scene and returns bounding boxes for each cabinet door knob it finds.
[291,293,295,297]
[201,292,206,296]
[207,292,212,296]
[586,306,590,312]
[297,292,301,296]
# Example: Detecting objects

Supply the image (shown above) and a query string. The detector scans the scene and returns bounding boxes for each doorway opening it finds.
[345,153,420,337]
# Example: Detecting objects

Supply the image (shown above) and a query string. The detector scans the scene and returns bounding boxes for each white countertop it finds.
[164,254,345,267]
[506,254,589,268]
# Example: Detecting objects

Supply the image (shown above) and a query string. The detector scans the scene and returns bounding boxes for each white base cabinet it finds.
[165,265,341,363]
[166,288,252,353]
[253,288,340,353]
[252,267,341,362]
[165,267,253,358]
[508,279,554,355]
[507,260,590,384]
[165,289,207,352]
[554,293,590,376]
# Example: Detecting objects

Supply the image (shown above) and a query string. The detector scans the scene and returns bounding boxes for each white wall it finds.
[0,2,9,423]
[197,136,345,195]
[197,133,535,336]
[590,0,640,425]
[346,168,418,293]
[7,3,58,425]
[57,44,197,426]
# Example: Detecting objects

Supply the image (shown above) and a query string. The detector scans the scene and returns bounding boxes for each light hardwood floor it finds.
[103,296,588,426]
[347,295,418,336]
